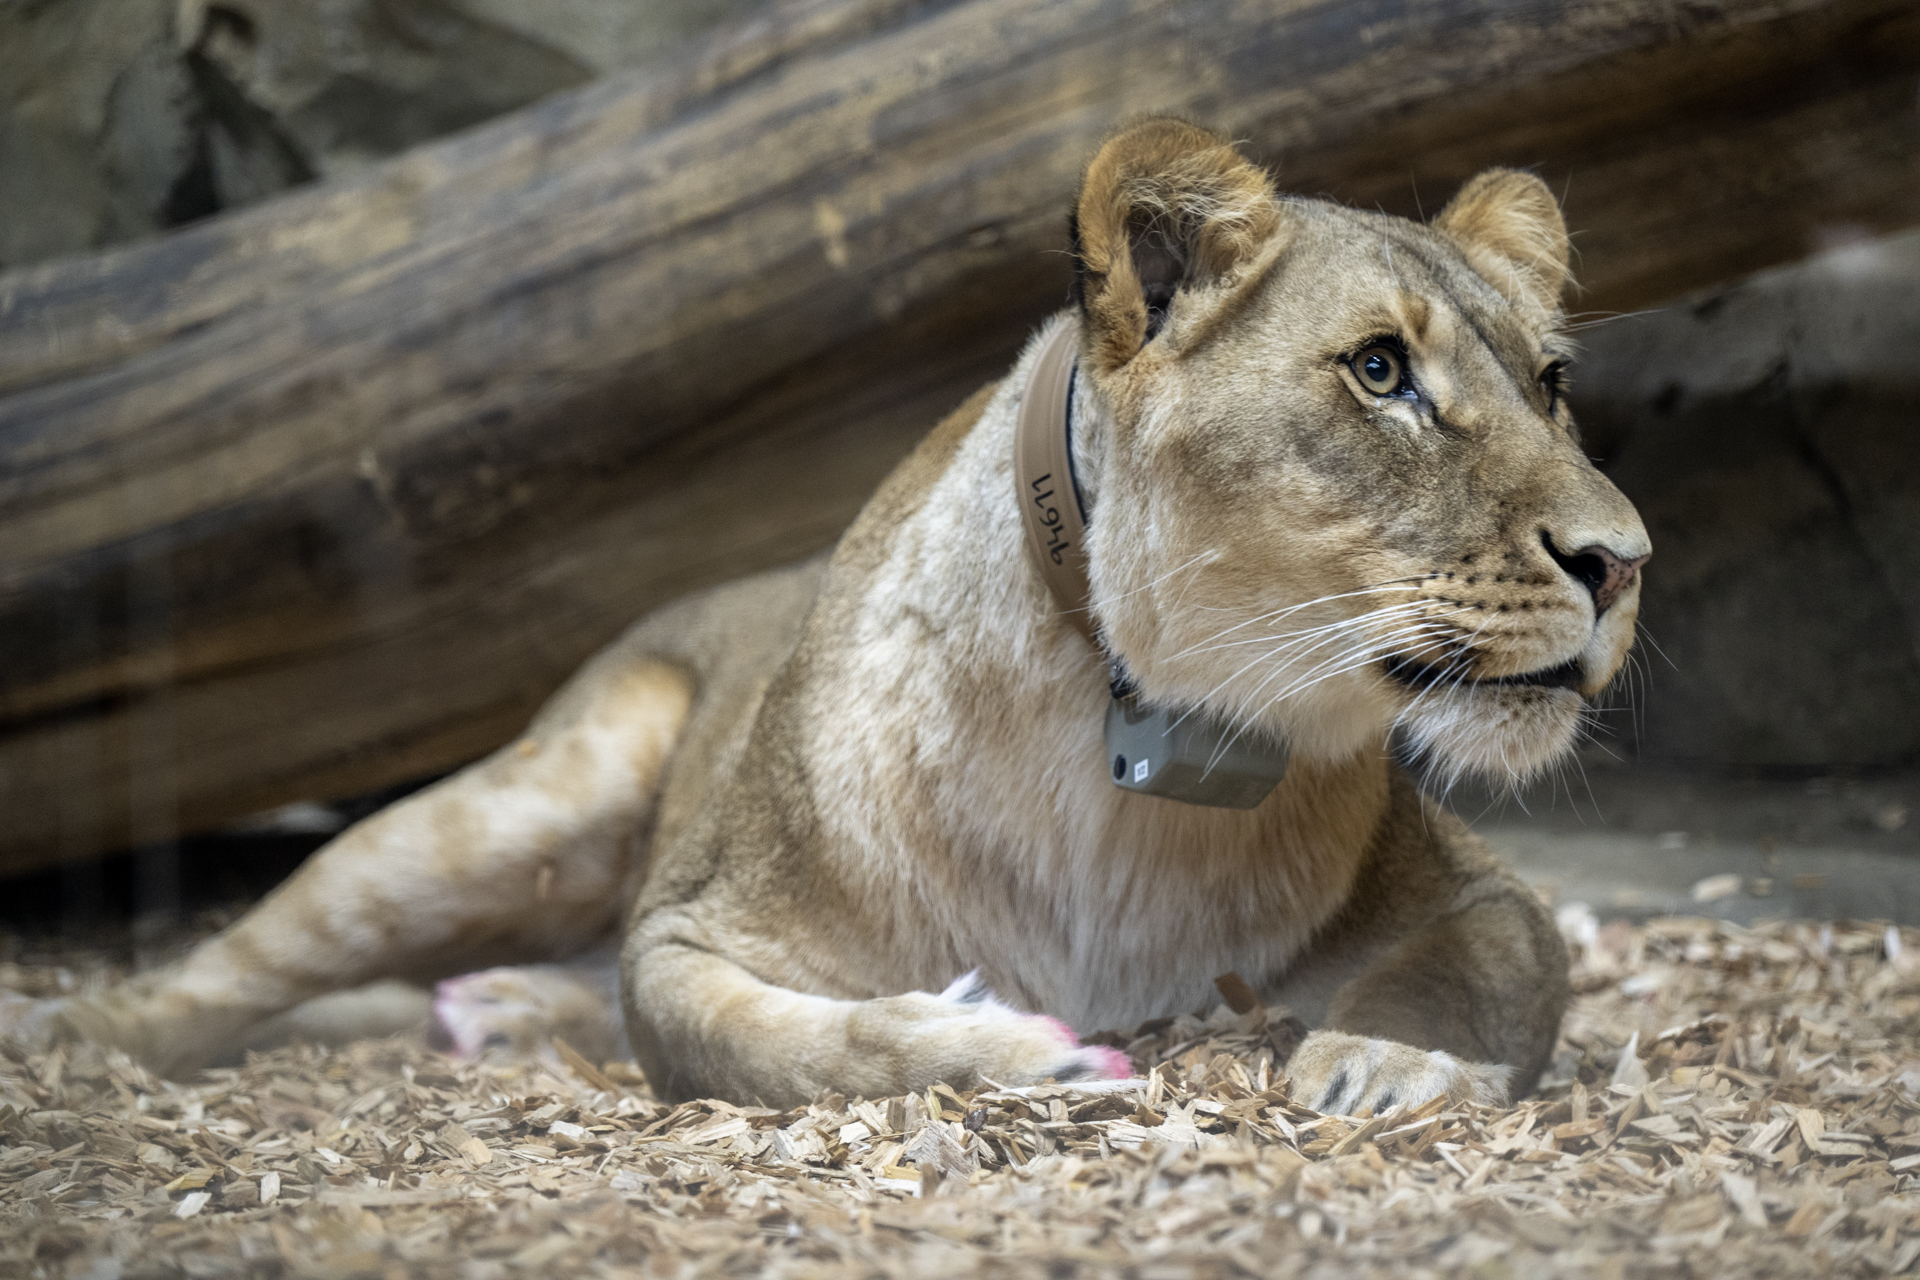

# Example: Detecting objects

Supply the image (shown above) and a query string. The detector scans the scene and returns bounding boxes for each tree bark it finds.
[2,0,1916,873]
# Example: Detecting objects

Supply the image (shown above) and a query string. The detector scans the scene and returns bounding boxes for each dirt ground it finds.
[1478,768,1920,925]
[4,909,1920,1278]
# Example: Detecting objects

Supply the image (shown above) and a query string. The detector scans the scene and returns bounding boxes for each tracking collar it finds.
[1014,323,1289,809]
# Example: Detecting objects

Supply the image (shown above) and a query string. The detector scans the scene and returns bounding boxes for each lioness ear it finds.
[1434,169,1570,320]
[1071,117,1279,371]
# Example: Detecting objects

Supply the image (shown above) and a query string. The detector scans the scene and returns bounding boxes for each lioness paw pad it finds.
[1287,1030,1511,1115]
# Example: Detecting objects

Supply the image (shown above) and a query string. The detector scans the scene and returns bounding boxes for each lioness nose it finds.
[1544,536,1648,616]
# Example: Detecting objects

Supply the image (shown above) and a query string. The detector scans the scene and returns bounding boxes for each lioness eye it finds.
[1539,359,1569,412]
[1352,345,1404,396]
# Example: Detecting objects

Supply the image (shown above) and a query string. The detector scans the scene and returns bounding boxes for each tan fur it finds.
[1433,168,1573,323]
[5,121,1648,1116]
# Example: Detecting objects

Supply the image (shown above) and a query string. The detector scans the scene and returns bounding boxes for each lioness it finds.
[6,119,1647,1113]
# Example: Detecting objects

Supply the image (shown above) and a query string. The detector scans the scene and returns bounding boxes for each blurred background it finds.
[1,0,1918,969]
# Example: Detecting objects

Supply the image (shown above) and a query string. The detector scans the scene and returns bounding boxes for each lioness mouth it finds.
[1384,655,1583,692]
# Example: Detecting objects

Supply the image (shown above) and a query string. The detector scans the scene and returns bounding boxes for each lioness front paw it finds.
[1287,1030,1511,1115]
[859,970,1131,1090]
[933,971,1133,1084]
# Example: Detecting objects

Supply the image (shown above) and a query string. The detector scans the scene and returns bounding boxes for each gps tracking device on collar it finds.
[1104,685,1291,810]
[1014,323,1289,809]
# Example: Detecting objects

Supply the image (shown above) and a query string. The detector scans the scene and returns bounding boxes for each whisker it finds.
[1164,579,1430,658]
[1172,599,1439,661]
[1249,614,1473,702]
[1636,622,1679,673]
[1172,613,1406,727]
[1099,552,1214,607]
[1557,307,1664,333]
[1197,625,1457,767]
[1197,612,1477,768]
[1167,602,1453,728]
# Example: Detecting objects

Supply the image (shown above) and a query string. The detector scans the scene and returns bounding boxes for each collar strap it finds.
[1015,323,1099,648]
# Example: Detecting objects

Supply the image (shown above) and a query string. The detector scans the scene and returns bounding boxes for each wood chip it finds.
[6,913,1920,1274]
[552,1035,621,1095]
[1212,972,1262,1016]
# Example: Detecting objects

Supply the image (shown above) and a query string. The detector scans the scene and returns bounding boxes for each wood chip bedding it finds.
[5,914,1919,1277]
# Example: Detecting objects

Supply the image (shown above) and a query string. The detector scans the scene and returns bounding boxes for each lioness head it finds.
[1068,118,1649,787]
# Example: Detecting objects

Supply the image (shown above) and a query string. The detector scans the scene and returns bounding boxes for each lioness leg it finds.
[6,650,692,1078]
[1274,808,1569,1114]
[624,940,1130,1107]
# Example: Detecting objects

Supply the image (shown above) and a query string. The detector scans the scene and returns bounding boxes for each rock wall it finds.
[0,0,763,270]
[1579,229,1920,769]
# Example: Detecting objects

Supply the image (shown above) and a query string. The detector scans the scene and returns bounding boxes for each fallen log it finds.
[2,0,1916,873]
